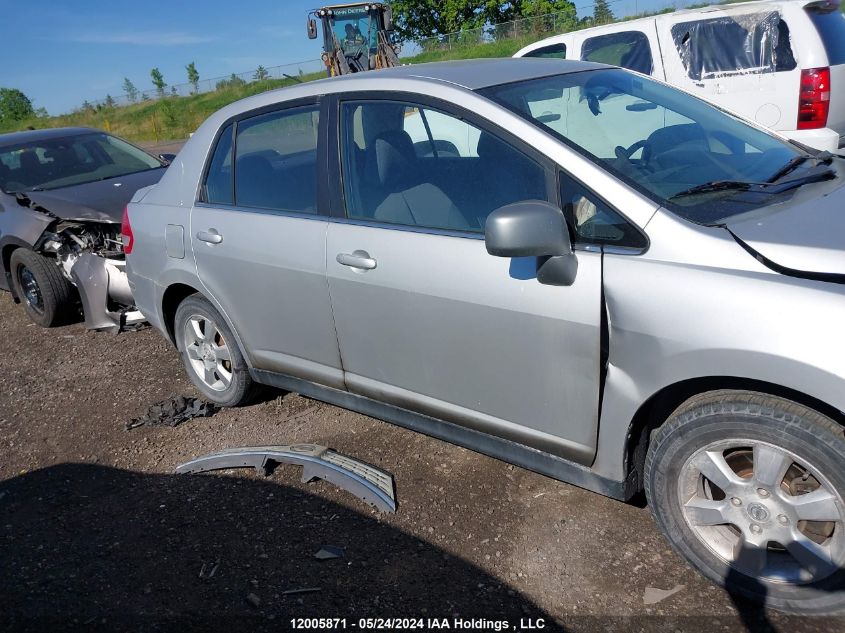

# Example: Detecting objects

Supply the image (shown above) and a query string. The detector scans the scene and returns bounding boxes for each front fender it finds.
[592,236,845,482]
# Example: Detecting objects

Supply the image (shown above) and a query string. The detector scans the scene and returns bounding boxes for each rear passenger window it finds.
[671,12,797,81]
[581,31,653,75]
[340,100,546,233]
[234,106,319,213]
[524,43,567,59]
[204,124,234,204]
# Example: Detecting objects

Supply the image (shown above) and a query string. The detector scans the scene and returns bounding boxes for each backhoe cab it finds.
[307,3,400,76]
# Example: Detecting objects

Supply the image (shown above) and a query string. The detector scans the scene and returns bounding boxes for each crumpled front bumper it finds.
[70,253,146,332]
[176,443,397,513]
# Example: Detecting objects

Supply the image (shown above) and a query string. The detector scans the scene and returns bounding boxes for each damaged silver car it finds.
[127,59,845,614]
[0,127,169,330]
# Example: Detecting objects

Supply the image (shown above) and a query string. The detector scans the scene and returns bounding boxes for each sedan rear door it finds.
[191,100,344,389]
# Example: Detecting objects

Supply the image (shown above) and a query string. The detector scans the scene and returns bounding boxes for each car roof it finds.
[0,127,102,149]
[308,58,607,92]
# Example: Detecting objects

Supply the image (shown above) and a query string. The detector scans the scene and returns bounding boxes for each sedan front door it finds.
[326,97,603,463]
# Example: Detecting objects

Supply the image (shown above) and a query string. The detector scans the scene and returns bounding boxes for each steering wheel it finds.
[615,139,652,166]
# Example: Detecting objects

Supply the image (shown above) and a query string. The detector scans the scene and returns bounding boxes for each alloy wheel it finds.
[183,314,233,392]
[679,439,845,585]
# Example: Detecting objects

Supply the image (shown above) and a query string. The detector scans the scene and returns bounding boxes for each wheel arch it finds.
[1,238,32,299]
[624,376,845,495]
[161,282,203,346]
[160,282,254,371]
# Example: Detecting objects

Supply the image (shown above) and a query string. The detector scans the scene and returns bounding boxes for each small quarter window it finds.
[203,123,234,205]
[560,172,647,249]
[581,31,654,75]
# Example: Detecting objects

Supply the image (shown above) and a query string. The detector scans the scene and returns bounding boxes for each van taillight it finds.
[797,67,831,130]
[121,205,134,254]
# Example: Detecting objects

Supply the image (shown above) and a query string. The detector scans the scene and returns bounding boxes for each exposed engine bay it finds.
[36,220,145,332]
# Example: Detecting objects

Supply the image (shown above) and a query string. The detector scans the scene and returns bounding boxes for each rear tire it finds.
[174,294,259,407]
[9,248,76,327]
[645,390,845,615]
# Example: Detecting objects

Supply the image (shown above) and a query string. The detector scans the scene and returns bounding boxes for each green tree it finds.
[253,65,270,81]
[390,1,576,39]
[122,77,139,103]
[150,67,167,98]
[186,61,200,94]
[34,107,49,119]
[0,88,35,124]
[593,0,614,25]
[104,94,116,108]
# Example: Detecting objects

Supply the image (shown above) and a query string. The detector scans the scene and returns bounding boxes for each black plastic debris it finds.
[126,396,218,430]
[313,545,345,561]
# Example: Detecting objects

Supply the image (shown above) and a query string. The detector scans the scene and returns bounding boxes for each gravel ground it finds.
[0,286,842,631]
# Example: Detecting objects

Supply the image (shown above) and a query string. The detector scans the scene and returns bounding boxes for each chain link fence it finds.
[86,0,704,111]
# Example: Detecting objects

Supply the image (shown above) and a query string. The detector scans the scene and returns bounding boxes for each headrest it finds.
[366,130,416,191]
[235,154,274,181]
[19,151,41,172]
[476,133,503,159]
[44,146,76,168]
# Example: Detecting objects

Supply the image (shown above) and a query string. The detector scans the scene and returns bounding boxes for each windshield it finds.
[0,132,161,194]
[481,69,825,224]
[330,8,376,59]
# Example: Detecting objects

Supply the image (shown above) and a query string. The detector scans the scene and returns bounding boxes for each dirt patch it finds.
[0,293,840,631]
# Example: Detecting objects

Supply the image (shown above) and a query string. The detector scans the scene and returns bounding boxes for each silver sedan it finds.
[125,58,845,614]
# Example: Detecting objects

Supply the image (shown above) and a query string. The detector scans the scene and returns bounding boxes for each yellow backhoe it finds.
[307,3,401,76]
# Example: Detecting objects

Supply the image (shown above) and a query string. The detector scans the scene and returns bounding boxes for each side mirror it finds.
[382,7,394,31]
[158,153,176,165]
[307,17,318,40]
[485,200,577,286]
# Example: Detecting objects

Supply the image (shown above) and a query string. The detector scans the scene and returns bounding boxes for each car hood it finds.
[725,181,845,278]
[22,168,166,223]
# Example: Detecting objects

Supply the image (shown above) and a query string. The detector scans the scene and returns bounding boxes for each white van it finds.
[514,0,845,151]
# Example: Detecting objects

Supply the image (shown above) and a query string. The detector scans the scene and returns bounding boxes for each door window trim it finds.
[325,91,558,238]
[196,96,331,220]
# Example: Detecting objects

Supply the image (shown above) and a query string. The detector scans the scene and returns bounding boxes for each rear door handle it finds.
[197,229,223,244]
[336,250,377,270]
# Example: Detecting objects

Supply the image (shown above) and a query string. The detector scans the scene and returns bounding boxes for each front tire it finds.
[645,390,845,615]
[9,248,76,327]
[174,295,259,407]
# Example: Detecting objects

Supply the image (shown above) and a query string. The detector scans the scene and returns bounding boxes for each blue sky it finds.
[0,0,674,115]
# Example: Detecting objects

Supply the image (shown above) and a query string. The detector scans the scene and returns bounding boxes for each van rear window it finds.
[671,12,797,80]
[808,6,845,65]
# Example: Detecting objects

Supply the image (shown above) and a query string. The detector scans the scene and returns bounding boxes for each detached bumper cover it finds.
[70,253,145,332]
[175,444,396,513]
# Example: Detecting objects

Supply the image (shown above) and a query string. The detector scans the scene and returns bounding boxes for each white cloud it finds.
[70,31,215,46]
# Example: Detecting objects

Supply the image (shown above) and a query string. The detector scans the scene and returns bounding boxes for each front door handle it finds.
[336,250,377,270]
[197,229,223,244]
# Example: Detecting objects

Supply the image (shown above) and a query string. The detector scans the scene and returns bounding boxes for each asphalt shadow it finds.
[0,463,558,632]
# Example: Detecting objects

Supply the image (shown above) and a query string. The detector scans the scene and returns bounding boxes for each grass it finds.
[0,37,546,143]
[0,73,326,143]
